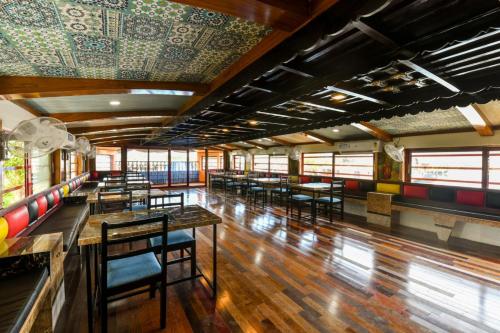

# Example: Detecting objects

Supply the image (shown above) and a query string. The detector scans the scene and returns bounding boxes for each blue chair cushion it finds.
[249,187,264,192]
[245,183,257,187]
[107,188,123,193]
[229,182,244,187]
[292,194,313,201]
[316,197,342,203]
[131,204,147,211]
[107,252,161,289]
[271,188,288,193]
[149,230,194,248]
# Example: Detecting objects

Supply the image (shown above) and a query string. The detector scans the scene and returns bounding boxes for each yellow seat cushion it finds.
[0,217,8,242]
[62,184,70,197]
[376,183,400,194]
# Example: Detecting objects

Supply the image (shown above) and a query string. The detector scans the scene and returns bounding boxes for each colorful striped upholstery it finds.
[0,217,8,242]
[376,183,400,195]
[4,206,29,238]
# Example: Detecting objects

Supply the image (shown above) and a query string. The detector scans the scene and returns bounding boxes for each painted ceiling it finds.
[0,0,271,83]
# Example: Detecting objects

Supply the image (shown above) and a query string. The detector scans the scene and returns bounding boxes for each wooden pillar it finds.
[186,149,190,186]
[204,148,208,187]
[121,146,127,172]
[53,150,62,184]
[223,151,230,171]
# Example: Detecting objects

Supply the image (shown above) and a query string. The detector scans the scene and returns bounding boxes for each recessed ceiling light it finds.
[222,128,229,132]
[332,128,340,133]
[331,93,346,101]
[109,101,121,106]
[248,120,259,125]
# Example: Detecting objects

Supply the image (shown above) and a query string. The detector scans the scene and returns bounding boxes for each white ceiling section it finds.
[64,117,170,128]
[0,101,36,130]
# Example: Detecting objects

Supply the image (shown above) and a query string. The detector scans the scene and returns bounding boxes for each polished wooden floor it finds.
[57,188,500,333]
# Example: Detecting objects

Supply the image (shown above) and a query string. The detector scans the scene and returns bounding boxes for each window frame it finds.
[233,155,245,171]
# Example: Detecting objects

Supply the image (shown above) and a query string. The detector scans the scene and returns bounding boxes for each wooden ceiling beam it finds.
[224,143,248,150]
[169,0,308,31]
[456,104,494,136]
[85,131,152,140]
[245,141,267,149]
[10,100,43,117]
[303,131,335,145]
[51,110,177,122]
[353,122,393,142]
[270,136,295,146]
[69,123,164,135]
[0,76,209,100]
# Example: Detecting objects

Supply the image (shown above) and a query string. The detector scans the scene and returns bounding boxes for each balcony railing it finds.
[126,161,200,184]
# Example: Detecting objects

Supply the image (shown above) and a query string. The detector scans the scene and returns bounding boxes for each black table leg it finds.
[84,245,93,333]
[212,223,217,298]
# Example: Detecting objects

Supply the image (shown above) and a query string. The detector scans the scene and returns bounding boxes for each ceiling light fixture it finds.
[222,128,229,132]
[130,89,194,96]
[248,120,259,125]
[330,93,347,101]
[109,100,121,106]
[332,128,340,133]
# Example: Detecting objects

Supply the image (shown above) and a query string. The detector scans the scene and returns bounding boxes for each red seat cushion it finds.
[345,180,359,191]
[111,171,121,177]
[404,185,429,199]
[36,196,48,216]
[299,176,311,184]
[51,189,61,205]
[4,206,29,238]
[91,171,99,180]
[456,190,484,207]
[321,177,332,183]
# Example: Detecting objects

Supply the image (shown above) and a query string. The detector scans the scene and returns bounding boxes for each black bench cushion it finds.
[30,203,89,251]
[0,267,49,333]
[27,200,39,225]
[46,192,55,209]
[429,187,455,202]
[486,191,500,210]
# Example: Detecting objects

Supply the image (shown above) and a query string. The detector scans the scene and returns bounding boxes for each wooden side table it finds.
[366,192,397,228]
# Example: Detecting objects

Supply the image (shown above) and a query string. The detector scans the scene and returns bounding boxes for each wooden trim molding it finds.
[0,76,209,100]
[51,110,177,122]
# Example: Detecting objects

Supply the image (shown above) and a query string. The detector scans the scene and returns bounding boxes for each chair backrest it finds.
[101,214,169,289]
[126,182,151,191]
[279,175,289,191]
[329,179,345,200]
[98,191,133,214]
[148,193,184,209]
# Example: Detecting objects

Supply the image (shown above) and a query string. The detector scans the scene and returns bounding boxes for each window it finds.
[489,150,500,190]
[1,147,26,208]
[253,155,269,172]
[70,152,77,178]
[149,149,168,185]
[233,155,245,171]
[207,157,218,170]
[96,147,121,171]
[410,150,482,188]
[270,155,288,173]
[32,154,51,194]
[302,152,333,176]
[334,153,374,180]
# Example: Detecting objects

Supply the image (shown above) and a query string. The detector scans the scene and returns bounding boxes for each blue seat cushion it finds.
[245,183,257,187]
[229,182,244,187]
[316,197,342,203]
[107,252,161,289]
[149,230,194,248]
[131,204,147,211]
[249,187,264,192]
[107,188,123,193]
[292,194,313,201]
[271,188,288,193]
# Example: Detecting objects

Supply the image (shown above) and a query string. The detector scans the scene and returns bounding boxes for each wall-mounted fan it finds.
[87,146,96,159]
[76,137,91,155]
[6,117,68,158]
[62,132,77,150]
[289,146,301,160]
[384,142,404,163]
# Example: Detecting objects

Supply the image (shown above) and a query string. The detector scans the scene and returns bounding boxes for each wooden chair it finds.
[98,191,132,214]
[313,179,344,223]
[270,175,289,207]
[286,182,314,222]
[246,178,267,207]
[99,214,169,332]
[147,194,196,281]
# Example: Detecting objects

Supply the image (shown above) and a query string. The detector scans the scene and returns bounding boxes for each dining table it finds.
[78,205,221,333]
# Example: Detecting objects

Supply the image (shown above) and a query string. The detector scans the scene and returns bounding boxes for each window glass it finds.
[32,154,51,194]
[253,155,269,172]
[96,147,121,171]
[189,151,200,184]
[334,153,374,180]
[489,150,500,190]
[170,150,187,185]
[127,149,148,177]
[70,152,77,178]
[302,152,333,176]
[1,142,25,208]
[411,151,482,188]
[149,149,168,185]
[270,155,288,173]
[233,155,245,171]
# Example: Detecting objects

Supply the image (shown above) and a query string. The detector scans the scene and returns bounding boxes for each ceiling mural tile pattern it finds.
[369,109,472,135]
[0,0,271,83]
